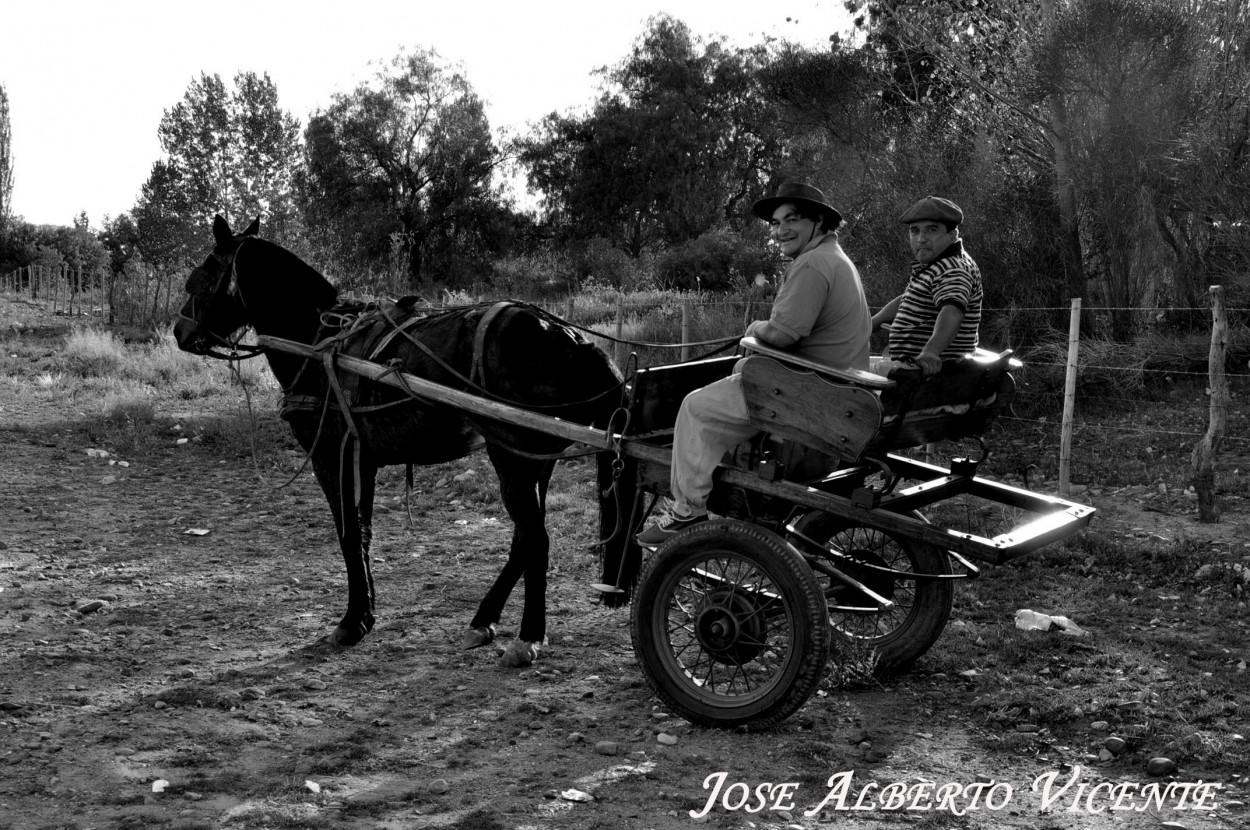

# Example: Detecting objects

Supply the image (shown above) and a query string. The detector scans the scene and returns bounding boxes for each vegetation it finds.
[0,82,11,230]
[1,1,1249,348]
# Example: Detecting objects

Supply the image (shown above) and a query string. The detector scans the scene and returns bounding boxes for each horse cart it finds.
[256,321,1095,731]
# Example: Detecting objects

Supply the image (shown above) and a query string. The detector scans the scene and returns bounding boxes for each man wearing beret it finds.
[636,182,872,547]
[871,196,983,376]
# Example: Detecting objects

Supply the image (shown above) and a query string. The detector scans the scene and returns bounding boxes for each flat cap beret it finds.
[899,196,963,226]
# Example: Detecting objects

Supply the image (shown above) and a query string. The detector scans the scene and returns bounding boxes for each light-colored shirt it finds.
[767,234,872,370]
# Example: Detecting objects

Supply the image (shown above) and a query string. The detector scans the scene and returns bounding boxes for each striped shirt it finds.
[887,240,982,361]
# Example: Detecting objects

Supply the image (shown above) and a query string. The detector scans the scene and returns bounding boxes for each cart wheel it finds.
[631,519,830,730]
[788,512,953,672]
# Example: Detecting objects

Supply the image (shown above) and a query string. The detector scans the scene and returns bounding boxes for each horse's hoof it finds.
[499,640,540,668]
[330,626,363,647]
[460,624,496,650]
[330,613,375,647]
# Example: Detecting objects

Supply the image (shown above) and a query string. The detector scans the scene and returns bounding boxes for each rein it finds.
[316,300,630,462]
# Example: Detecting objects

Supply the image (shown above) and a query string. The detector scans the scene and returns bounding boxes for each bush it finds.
[654,228,776,292]
[573,238,645,292]
[489,251,574,299]
[63,328,126,377]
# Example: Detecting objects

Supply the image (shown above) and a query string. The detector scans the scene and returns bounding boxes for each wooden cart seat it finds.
[738,337,1018,462]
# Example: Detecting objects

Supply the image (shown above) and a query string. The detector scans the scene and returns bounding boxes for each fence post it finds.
[1058,297,1082,496]
[614,295,625,367]
[1191,285,1227,522]
[681,299,690,362]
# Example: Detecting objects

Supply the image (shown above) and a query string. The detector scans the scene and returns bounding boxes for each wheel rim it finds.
[658,552,796,705]
[822,526,921,644]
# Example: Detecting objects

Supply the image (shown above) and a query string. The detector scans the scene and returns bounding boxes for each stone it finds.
[594,741,619,755]
[656,733,678,746]
[427,778,450,794]
[1104,736,1127,754]
[1147,757,1177,776]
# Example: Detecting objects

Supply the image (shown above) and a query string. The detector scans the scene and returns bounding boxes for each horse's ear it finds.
[241,217,260,237]
[212,214,232,245]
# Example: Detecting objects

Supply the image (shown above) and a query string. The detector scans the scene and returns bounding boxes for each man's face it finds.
[908,221,957,265]
[770,203,818,259]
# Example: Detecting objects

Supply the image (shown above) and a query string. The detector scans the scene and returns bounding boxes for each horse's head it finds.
[173,215,260,357]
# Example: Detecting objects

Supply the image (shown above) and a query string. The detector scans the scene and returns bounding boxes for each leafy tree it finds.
[1157,0,1250,314]
[143,71,301,247]
[1029,0,1205,337]
[98,213,141,276]
[296,47,504,287]
[0,83,12,230]
[519,15,778,258]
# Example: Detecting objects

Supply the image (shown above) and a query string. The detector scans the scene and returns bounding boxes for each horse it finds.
[173,215,627,666]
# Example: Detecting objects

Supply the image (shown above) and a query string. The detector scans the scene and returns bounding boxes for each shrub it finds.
[489,252,573,299]
[573,238,644,292]
[63,328,126,377]
[654,228,775,292]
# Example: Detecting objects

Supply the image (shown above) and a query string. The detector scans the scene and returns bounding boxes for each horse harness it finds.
[180,238,266,362]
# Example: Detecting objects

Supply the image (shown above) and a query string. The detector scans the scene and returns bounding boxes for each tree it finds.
[1029,0,1205,337]
[147,71,301,239]
[296,47,504,287]
[0,83,13,230]
[519,16,778,257]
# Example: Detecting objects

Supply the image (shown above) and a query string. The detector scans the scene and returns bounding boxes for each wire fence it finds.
[3,268,1245,499]
[0,264,179,329]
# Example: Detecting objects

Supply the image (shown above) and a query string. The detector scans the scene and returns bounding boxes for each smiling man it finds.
[871,196,983,376]
[635,182,871,547]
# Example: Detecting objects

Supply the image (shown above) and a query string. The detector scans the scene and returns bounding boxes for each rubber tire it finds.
[631,519,830,730]
[789,511,953,672]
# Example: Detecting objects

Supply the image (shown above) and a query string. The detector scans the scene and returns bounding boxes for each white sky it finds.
[1,0,849,228]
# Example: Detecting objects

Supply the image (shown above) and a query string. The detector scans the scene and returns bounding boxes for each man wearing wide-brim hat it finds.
[870,195,983,376]
[636,181,872,547]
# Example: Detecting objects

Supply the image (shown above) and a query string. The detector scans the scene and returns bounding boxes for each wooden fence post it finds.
[1058,298,1081,496]
[1192,285,1227,522]
[614,295,625,367]
[681,299,690,362]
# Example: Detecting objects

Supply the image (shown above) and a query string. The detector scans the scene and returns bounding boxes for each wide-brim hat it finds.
[751,182,843,228]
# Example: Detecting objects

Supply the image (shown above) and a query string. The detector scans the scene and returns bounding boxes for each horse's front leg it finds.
[313,442,377,646]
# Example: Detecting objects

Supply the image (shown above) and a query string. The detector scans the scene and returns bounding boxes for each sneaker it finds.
[635,510,707,548]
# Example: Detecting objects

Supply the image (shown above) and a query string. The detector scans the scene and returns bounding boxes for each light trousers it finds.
[669,372,759,515]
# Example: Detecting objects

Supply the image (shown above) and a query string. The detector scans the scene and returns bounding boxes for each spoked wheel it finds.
[788,511,953,672]
[631,519,830,730]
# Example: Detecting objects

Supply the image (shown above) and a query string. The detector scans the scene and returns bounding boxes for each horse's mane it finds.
[246,237,338,311]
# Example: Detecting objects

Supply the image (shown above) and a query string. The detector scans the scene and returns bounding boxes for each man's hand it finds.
[915,350,943,376]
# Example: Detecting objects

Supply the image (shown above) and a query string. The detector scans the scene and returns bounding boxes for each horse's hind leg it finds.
[469,448,555,664]
[313,446,378,647]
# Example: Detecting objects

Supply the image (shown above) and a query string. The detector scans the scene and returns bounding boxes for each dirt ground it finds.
[1,324,1248,830]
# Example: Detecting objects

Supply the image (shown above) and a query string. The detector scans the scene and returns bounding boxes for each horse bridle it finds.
[179,238,265,361]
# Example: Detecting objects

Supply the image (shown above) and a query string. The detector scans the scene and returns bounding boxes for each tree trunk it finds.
[1041,0,1089,327]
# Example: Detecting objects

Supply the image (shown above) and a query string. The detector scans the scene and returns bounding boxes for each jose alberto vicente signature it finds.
[690,766,1223,819]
